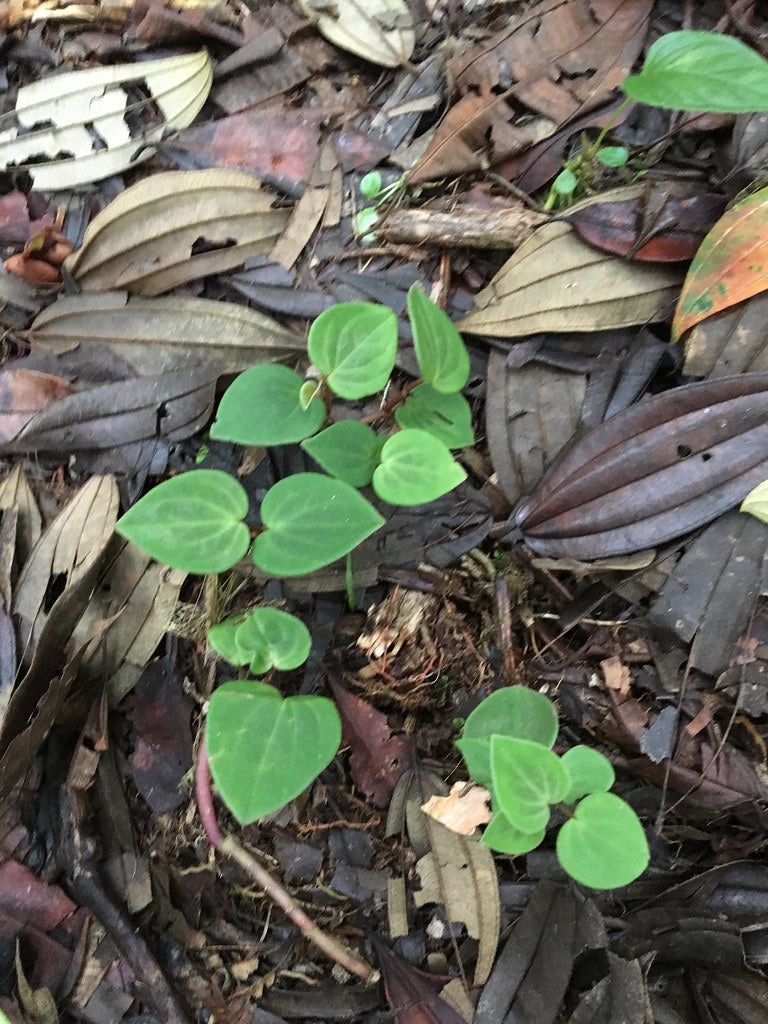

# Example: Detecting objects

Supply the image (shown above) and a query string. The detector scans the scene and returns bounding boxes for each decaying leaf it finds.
[515,374,768,560]
[66,170,289,296]
[673,186,768,340]
[299,0,414,68]
[28,292,304,376]
[459,223,683,338]
[421,782,492,835]
[0,50,212,189]
[0,465,41,572]
[684,292,768,379]
[12,475,119,658]
[485,350,586,505]
[0,368,74,444]
[373,939,467,1024]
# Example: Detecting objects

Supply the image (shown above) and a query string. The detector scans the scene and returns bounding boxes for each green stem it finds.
[583,97,631,161]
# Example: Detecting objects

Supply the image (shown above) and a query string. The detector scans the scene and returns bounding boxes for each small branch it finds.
[360,378,421,424]
[381,204,549,250]
[195,730,379,984]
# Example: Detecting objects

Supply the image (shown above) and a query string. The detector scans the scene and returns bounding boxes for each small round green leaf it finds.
[553,168,577,196]
[209,614,250,665]
[395,384,474,449]
[252,473,385,576]
[299,379,322,410]
[210,364,325,446]
[207,681,341,824]
[491,735,568,833]
[353,207,380,238]
[561,746,615,804]
[407,284,470,393]
[308,303,397,399]
[556,793,649,889]
[372,429,466,505]
[360,171,383,199]
[301,420,385,487]
[458,686,558,789]
[235,607,311,675]
[116,470,249,574]
[483,811,545,855]
[596,146,629,167]
[622,30,768,114]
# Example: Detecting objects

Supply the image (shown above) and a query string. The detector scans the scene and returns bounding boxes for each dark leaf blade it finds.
[515,374,768,559]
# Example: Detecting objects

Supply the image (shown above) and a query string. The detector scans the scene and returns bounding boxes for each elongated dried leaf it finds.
[299,0,414,68]
[515,374,768,559]
[486,350,586,504]
[674,187,768,339]
[66,170,289,296]
[0,368,74,443]
[0,465,41,568]
[28,292,303,375]
[12,474,119,658]
[0,51,212,189]
[459,223,683,338]
[684,292,768,378]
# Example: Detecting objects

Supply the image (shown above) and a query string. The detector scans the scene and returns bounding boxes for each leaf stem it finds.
[360,378,422,424]
[195,730,379,984]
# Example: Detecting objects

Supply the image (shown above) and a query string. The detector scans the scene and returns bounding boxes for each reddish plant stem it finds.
[195,730,378,984]
[360,378,421,424]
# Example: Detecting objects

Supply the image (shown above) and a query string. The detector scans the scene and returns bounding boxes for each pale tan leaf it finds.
[67,169,289,296]
[27,291,304,375]
[422,782,492,835]
[459,222,683,338]
[0,50,212,188]
[600,656,630,695]
[299,0,414,68]
[12,475,119,659]
[269,186,329,271]
[0,464,41,566]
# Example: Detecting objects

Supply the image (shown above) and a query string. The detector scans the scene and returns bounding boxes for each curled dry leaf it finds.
[66,170,289,296]
[459,223,683,338]
[0,50,212,189]
[515,374,768,560]
[299,0,414,68]
[421,782,492,835]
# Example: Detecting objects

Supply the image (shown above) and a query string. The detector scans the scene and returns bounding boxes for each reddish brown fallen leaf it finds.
[569,190,726,262]
[600,656,630,695]
[4,254,60,284]
[373,938,466,1024]
[673,186,768,339]
[326,672,414,807]
[0,368,74,442]
[421,782,492,835]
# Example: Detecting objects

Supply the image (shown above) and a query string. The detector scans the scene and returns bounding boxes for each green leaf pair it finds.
[208,607,311,676]
[457,687,649,889]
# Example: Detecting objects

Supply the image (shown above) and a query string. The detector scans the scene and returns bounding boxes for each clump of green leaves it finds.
[353,170,408,242]
[457,687,649,889]
[544,136,634,211]
[116,287,474,827]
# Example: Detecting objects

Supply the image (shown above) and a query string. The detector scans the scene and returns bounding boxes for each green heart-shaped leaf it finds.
[235,608,311,675]
[407,284,470,394]
[372,429,466,505]
[457,687,558,788]
[208,614,249,665]
[251,473,385,576]
[301,420,385,487]
[556,793,649,889]
[207,681,341,824]
[210,364,325,446]
[308,302,397,399]
[561,746,615,804]
[491,735,568,833]
[482,810,544,856]
[395,384,474,449]
[116,470,249,574]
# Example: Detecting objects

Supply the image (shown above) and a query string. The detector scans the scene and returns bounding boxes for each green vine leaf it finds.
[308,302,397,399]
[490,736,568,833]
[207,681,341,824]
[372,429,466,505]
[556,792,649,889]
[301,420,385,487]
[407,284,470,394]
[395,384,474,448]
[210,364,325,446]
[116,470,249,573]
[209,607,311,675]
[252,473,385,576]
[561,746,615,804]
[482,810,545,855]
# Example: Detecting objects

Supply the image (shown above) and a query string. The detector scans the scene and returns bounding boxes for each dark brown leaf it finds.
[515,374,768,559]
[373,939,465,1024]
[326,672,413,807]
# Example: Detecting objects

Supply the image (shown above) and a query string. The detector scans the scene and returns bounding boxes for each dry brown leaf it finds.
[66,170,289,296]
[0,50,212,188]
[421,782,492,835]
[27,292,303,376]
[459,222,683,338]
[299,0,414,68]
[600,656,630,695]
